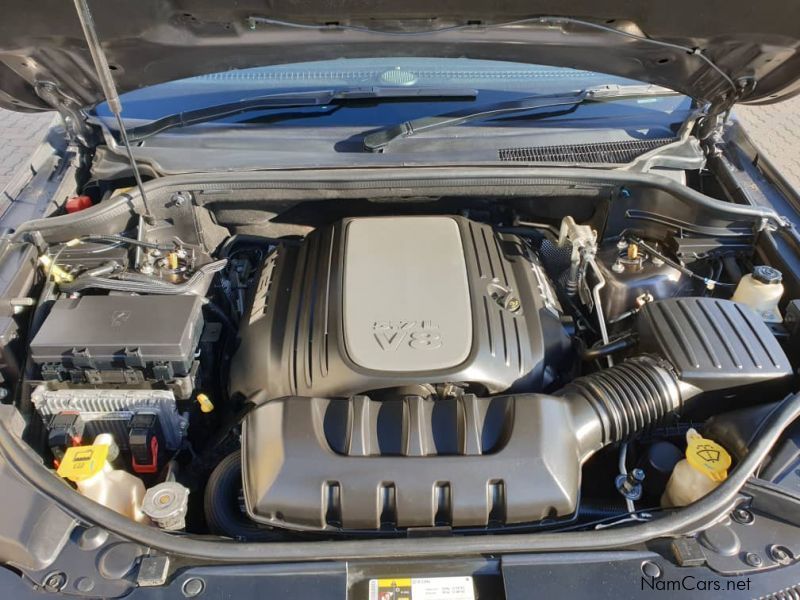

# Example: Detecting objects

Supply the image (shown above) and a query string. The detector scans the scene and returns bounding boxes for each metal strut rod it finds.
[72,0,152,219]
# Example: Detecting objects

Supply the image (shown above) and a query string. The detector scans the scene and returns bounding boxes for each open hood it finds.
[0,0,799,114]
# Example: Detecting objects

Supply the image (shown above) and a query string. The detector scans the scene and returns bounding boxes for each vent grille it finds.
[498,137,677,164]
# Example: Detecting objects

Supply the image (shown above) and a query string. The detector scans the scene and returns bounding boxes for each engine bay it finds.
[7,165,800,541]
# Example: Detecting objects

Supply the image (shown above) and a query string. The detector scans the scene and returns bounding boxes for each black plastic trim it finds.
[11,166,785,245]
[0,390,798,562]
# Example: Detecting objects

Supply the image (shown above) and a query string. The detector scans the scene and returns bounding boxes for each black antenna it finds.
[73,0,152,220]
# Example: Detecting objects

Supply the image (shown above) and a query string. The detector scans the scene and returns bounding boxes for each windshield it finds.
[90,57,692,170]
[94,57,689,125]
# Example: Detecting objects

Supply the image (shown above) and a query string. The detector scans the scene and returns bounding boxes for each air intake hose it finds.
[560,355,694,461]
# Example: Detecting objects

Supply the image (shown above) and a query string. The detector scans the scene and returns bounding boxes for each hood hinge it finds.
[698,76,757,142]
[34,80,96,148]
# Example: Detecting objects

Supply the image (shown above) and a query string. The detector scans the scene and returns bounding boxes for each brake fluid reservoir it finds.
[661,429,731,508]
[732,266,784,322]
[57,433,148,522]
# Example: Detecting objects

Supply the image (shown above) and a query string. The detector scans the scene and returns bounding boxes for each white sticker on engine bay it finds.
[368,576,475,600]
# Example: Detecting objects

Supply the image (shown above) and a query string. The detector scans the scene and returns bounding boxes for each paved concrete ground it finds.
[0,100,799,192]
[0,109,52,191]
[736,99,800,192]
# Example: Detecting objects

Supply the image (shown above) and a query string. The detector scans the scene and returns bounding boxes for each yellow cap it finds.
[57,443,109,482]
[196,393,215,413]
[167,252,179,270]
[685,429,731,483]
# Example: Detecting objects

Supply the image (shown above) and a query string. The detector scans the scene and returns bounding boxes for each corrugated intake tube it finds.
[562,355,684,448]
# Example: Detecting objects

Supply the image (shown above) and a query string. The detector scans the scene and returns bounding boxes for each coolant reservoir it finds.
[57,433,148,522]
[661,429,732,508]
[732,266,784,322]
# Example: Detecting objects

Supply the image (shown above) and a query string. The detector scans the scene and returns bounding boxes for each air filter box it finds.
[637,297,791,395]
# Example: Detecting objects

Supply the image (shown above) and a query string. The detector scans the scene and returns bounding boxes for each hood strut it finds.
[72,0,151,218]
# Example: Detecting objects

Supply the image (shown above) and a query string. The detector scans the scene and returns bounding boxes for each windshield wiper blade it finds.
[122,87,478,143]
[363,84,677,152]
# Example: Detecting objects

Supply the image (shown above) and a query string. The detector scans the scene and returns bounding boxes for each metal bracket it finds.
[136,555,170,587]
[624,115,707,174]
[557,216,598,304]
[34,80,94,147]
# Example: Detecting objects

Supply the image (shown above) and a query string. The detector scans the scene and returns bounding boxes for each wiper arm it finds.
[363,84,677,152]
[123,87,478,142]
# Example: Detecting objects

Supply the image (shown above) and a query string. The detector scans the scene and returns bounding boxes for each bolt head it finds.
[732,508,754,524]
[43,572,66,592]
[170,191,192,208]
[745,552,763,567]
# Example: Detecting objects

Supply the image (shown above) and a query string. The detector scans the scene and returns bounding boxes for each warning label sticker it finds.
[368,576,475,600]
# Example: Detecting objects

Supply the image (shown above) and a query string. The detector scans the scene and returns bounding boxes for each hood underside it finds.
[0,0,799,113]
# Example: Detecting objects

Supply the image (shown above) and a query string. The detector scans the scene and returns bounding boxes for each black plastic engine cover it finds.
[242,394,582,530]
[230,216,570,402]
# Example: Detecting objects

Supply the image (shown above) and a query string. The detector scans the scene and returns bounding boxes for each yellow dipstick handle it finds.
[197,393,215,413]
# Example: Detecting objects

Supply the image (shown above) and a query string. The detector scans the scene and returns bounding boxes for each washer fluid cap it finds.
[684,428,731,483]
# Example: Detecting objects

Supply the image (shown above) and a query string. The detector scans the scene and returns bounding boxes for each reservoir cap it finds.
[685,429,731,483]
[752,265,783,285]
[57,443,109,482]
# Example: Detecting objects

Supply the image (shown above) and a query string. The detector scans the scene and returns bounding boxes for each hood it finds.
[1,0,799,113]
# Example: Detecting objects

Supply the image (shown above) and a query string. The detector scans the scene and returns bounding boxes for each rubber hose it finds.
[579,336,636,362]
[11,196,138,244]
[563,355,684,446]
[58,259,227,294]
[79,234,175,251]
[203,300,238,337]
[722,255,743,283]
[218,234,299,258]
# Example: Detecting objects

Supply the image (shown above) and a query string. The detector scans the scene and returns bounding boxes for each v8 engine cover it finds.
[230,216,570,401]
